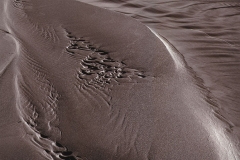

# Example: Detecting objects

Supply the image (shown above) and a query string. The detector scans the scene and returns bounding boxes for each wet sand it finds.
[0,0,239,159]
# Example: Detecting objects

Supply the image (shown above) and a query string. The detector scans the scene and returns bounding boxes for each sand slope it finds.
[0,0,239,159]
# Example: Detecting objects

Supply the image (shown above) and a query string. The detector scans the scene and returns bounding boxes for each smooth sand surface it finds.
[0,0,239,159]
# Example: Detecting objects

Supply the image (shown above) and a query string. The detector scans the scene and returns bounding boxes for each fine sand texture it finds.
[0,0,239,159]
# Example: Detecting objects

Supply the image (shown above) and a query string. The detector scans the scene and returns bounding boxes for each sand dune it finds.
[0,0,239,159]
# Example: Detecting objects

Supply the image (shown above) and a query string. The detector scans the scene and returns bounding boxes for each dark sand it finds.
[0,0,239,159]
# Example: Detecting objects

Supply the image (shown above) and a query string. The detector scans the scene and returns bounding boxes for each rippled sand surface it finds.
[0,0,239,159]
